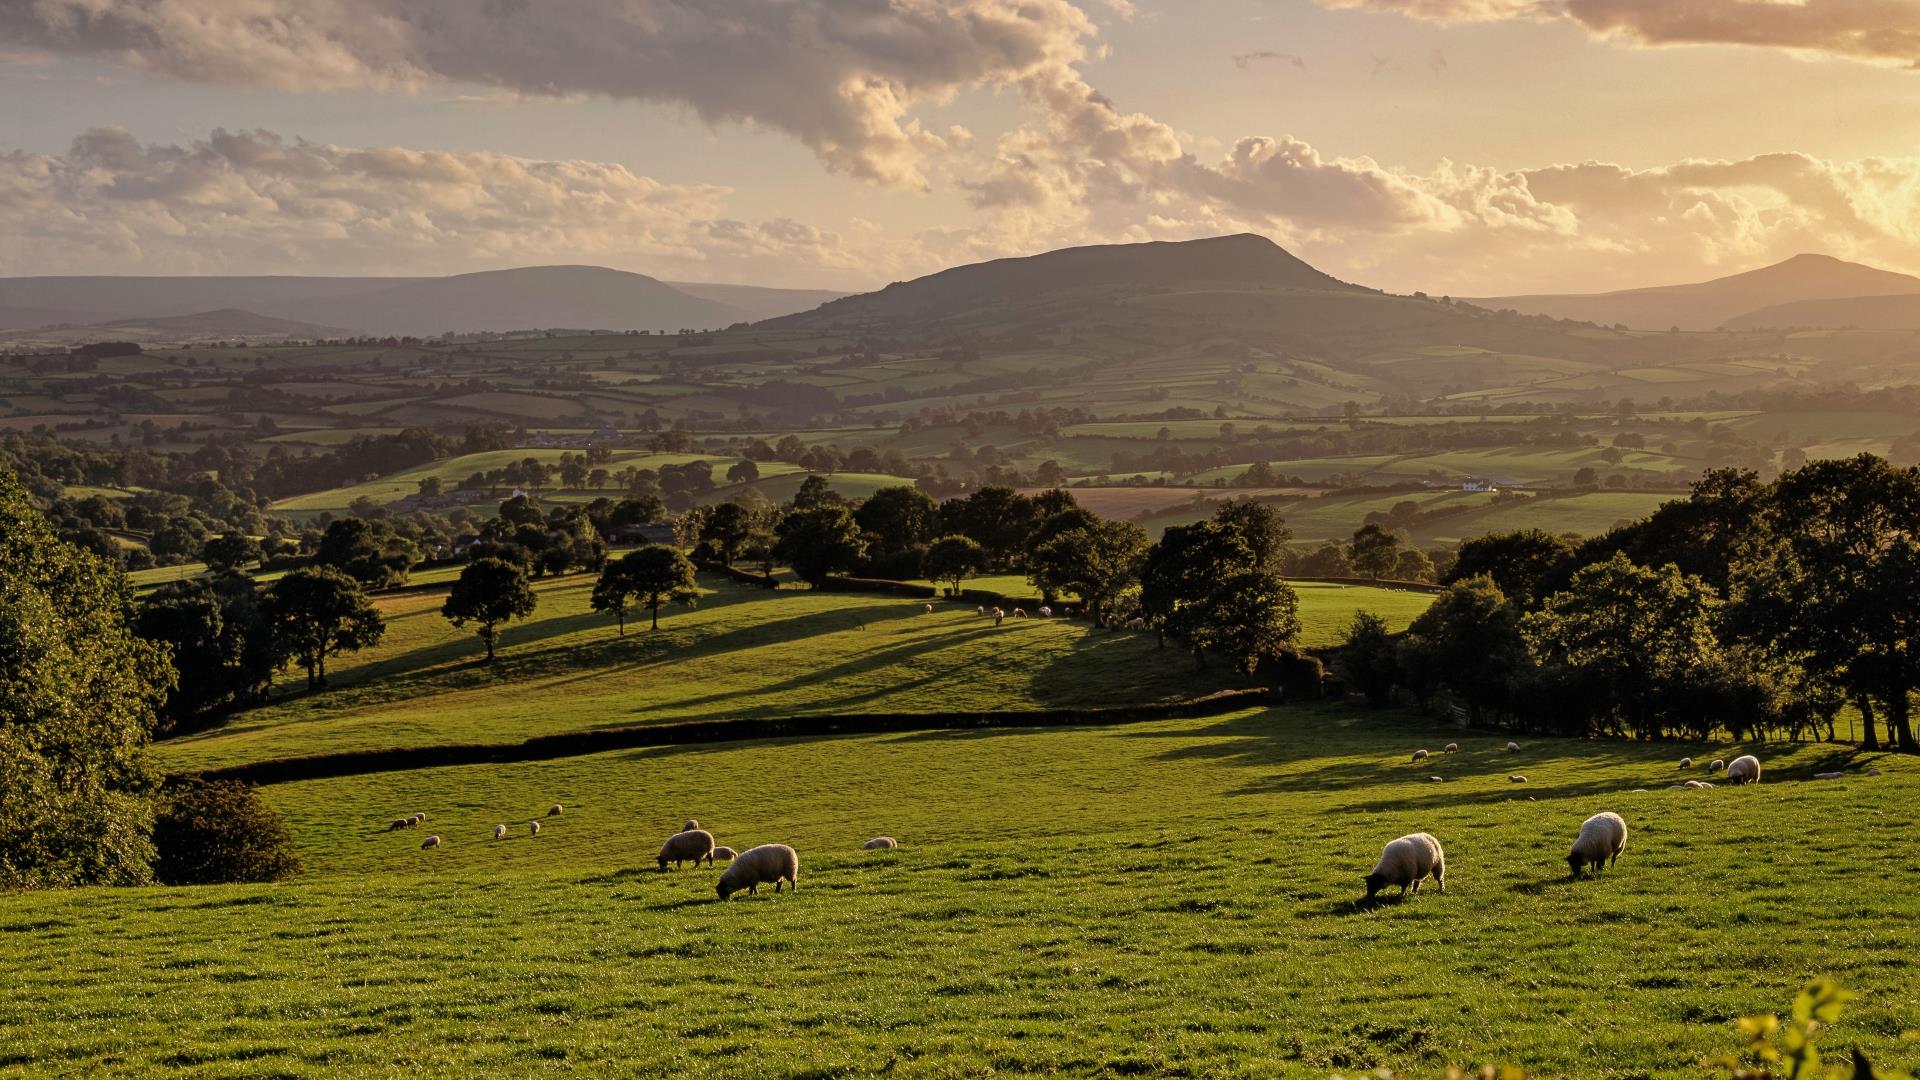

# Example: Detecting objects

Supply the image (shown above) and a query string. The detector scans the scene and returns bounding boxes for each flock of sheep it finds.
[394,805,898,901]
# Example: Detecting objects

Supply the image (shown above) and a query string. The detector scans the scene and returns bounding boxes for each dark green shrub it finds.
[151,779,301,885]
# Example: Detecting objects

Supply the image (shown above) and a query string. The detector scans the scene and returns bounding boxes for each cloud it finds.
[1232,49,1306,69]
[0,126,926,285]
[1316,0,1920,67]
[0,0,1098,188]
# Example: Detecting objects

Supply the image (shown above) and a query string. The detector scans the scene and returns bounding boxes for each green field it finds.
[5,707,1912,1076]
[156,575,1433,773]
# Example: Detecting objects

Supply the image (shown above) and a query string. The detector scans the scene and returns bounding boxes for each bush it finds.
[151,779,302,885]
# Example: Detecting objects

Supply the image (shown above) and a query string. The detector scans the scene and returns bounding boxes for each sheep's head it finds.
[1566,852,1584,878]
[715,881,734,901]
[1363,873,1386,899]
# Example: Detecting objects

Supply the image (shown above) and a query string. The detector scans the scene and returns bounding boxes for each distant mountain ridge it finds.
[0,267,846,340]
[1470,254,1920,331]
[770,233,1360,328]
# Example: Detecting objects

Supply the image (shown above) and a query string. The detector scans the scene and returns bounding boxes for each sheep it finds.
[716,844,799,899]
[1682,780,1710,789]
[862,837,899,850]
[548,804,564,817]
[1126,617,1147,631]
[993,608,1005,626]
[388,818,410,832]
[1038,606,1053,618]
[530,820,541,835]
[410,813,426,825]
[494,824,508,840]
[683,819,700,832]
[659,828,717,870]
[1567,812,1628,877]
[421,835,441,849]
[1812,771,1845,780]
[923,603,934,614]
[1444,742,1459,753]
[1678,757,1693,770]
[1725,754,1762,785]
[977,605,986,616]
[1709,759,1726,772]
[1013,608,1027,618]
[1506,741,1520,752]
[1363,833,1445,900]
[1509,775,1527,783]
[1428,775,1445,783]
[1411,749,1430,763]
[711,846,738,861]
[1867,768,1883,777]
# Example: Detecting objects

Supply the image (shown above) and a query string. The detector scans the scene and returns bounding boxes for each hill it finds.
[770,233,1362,328]
[1725,291,1920,330]
[1471,254,1920,330]
[664,281,849,321]
[253,266,742,335]
[0,307,348,344]
[0,274,405,324]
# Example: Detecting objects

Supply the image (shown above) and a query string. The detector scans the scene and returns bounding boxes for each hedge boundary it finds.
[181,688,1270,787]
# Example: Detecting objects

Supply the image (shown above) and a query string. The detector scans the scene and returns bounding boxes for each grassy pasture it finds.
[4,708,1913,1077]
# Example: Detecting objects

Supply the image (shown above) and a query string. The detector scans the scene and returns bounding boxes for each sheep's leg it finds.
[1433,866,1444,892]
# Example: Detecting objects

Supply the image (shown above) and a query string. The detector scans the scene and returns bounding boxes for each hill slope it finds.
[1725,291,1920,330]
[1471,254,1920,330]
[256,266,744,335]
[770,233,1362,328]
[664,281,848,321]
[0,307,348,345]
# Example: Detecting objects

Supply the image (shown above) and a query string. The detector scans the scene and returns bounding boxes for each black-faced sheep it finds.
[1411,749,1430,763]
[1678,757,1693,769]
[1567,812,1627,877]
[1709,759,1726,772]
[659,829,717,869]
[548,804,564,817]
[1725,755,1761,785]
[716,844,799,899]
[494,824,507,840]
[1364,833,1444,899]
[530,820,541,835]
[389,818,410,832]
[862,837,899,850]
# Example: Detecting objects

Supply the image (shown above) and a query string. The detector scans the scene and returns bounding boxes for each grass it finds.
[4,707,1914,1077]
[1288,582,1435,646]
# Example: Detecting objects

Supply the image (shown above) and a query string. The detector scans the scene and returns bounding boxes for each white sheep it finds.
[1038,606,1053,618]
[1812,771,1845,780]
[683,818,700,832]
[1428,775,1445,783]
[716,843,800,899]
[711,846,738,861]
[923,603,933,614]
[1444,742,1459,753]
[530,820,541,835]
[1126,617,1147,631]
[862,837,899,850]
[1678,757,1693,769]
[1013,608,1027,618]
[1682,780,1710,789]
[494,824,507,840]
[1725,754,1762,785]
[1411,749,1430,763]
[388,818,410,832]
[1567,811,1628,877]
[421,835,441,849]
[1509,775,1527,783]
[1364,833,1445,900]
[1709,759,1726,772]
[548,804,564,817]
[410,812,426,825]
[1507,741,1520,752]
[659,828,717,869]
[977,605,986,616]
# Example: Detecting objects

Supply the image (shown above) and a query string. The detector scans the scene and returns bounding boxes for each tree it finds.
[1211,498,1291,574]
[699,502,754,567]
[1399,575,1527,724]
[607,545,700,632]
[0,470,173,889]
[855,486,939,554]
[1523,554,1722,738]
[151,779,301,885]
[1393,548,1436,583]
[775,505,867,586]
[1185,570,1301,673]
[417,476,443,498]
[727,459,760,484]
[266,567,385,690]
[1338,612,1398,707]
[133,579,272,733]
[1027,517,1148,620]
[1348,523,1402,580]
[312,517,413,588]
[1140,519,1295,668]
[1445,529,1575,609]
[791,475,842,510]
[201,532,262,573]
[442,558,537,661]
[923,535,988,596]
[940,486,1040,569]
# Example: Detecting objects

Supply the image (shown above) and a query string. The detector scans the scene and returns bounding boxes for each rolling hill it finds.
[664,281,849,322]
[0,307,349,345]
[1471,253,1920,331]
[1725,292,1920,330]
[770,233,1363,328]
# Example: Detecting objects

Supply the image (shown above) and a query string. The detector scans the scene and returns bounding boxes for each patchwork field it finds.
[5,707,1912,1077]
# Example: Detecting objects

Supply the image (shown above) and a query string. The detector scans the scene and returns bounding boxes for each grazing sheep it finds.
[1709,759,1726,772]
[1867,768,1883,777]
[683,819,700,832]
[923,603,934,614]
[1038,606,1053,618]
[1507,741,1520,752]
[1126,617,1147,631]
[1725,754,1762,785]
[494,824,507,840]
[711,846,738,861]
[548,804,564,817]
[410,813,426,825]
[993,608,1005,626]
[1411,749,1430,763]
[1682,780,1710,789]
[977,605,986,616]
[1363,833,1445,900]
[1567,812,1628,877]
[1509,775,1527,783]
[1678,757,1693,769]
[715,844,800,899]
[862,837,898,850]
[421,835,441,849]
[388,818,410,832]
[529,820,541,835]
[658,829,717,870]
[1444,742,1459,753]
[1813,771,1845,780]
[1013,608,1027,618]
[1428,775,1445,783]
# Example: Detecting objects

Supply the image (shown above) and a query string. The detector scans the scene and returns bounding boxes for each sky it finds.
[4,0,1920,296]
